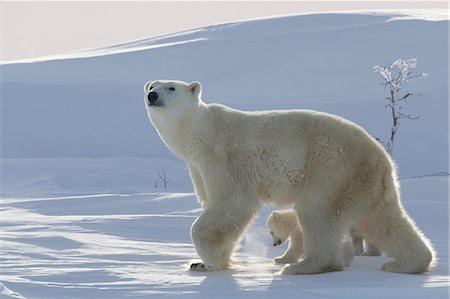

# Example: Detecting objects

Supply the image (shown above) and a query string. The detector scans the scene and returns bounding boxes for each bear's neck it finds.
[155,102,213,161]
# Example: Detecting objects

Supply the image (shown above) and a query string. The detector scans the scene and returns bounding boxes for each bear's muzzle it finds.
[147,91,160,106]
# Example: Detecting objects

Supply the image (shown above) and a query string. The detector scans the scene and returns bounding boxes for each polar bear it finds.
[144,79,435,274]
[267,210,354,267]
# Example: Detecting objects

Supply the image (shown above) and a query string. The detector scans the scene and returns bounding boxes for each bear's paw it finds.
[190,262,209,272]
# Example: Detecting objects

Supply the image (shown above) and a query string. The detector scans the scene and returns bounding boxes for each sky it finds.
[1,1,448,62]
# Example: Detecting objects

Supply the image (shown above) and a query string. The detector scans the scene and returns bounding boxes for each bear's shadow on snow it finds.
[189,256,437,294]
[188,270,242,294]
[264,257,438,290]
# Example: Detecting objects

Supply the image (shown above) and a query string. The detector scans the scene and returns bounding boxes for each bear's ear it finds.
[272,211,280,219]
[189,81,202,98]
[144,81,153,93]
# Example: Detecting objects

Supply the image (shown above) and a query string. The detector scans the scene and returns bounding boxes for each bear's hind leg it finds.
[358,199,436,273]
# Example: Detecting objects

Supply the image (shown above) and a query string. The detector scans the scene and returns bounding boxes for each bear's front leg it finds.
[189,207,253,271]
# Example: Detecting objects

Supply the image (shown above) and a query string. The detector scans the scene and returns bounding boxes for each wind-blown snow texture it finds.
[1,11,449,298]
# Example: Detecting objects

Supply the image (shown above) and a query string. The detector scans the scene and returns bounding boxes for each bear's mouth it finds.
[148,100,163,107]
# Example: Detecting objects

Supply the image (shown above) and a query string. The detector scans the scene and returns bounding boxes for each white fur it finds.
[267,210,354,267]
[144,80,436,274]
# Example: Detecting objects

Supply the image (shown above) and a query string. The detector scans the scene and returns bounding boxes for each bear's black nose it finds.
[147,91,159,105]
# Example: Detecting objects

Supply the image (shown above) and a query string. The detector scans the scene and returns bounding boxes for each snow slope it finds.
[1,10,449,298]
[1,11,449,193]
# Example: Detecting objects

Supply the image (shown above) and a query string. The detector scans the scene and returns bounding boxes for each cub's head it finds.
[144,80,201,112]
[266,211,291,246]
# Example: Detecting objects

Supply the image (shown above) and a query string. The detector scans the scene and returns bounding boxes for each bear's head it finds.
[144,80,201,111]
[267,211,291,246]
[143,80,203,158]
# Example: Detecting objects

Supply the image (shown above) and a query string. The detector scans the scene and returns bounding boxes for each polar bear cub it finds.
[267,210,354,267]
[144,79,435,274]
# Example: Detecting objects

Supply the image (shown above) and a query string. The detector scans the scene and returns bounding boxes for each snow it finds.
[1,10,449,298]
[1,178,448,298]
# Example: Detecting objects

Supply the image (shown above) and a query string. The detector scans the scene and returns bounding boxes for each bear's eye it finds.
[169,87,175,91]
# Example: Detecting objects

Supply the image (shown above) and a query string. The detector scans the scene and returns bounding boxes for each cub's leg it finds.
[274,240,303,264]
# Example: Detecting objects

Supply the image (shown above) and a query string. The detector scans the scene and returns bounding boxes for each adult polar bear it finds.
[144,80,435,274]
